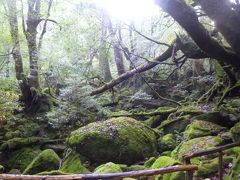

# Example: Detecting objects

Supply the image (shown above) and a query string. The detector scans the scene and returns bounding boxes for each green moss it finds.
[0,165,4,173]
[162,172,185,180]
[230,122,240,142]
[158,134,176,152]
[197,156,232,178]
[23,149,60,175]
[7,147,41,172]
[18,122,40,137]
[171,136,223,161]
[144,157,156,168]
[227,155,240,180]
[225,147,240,158]
[126,165,146,171]
[38,170,69,175]
[151,156,182,180]
[4,130,21,140]
[8,169,21,174]
[94,162,122,174]
[158,115,191,134]
[144,115,162,128]
[151,156,180,169]
[183,120,226,140]
[0,137,46,151]
[66,117,158,164]
[60,152,90,174]
[192,112,235,128]
[161,151,172,156]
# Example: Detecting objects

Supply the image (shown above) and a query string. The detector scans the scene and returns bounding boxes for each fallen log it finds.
[89,44,174,96]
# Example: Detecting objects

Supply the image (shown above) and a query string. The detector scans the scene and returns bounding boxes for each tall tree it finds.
[5,0,52,114]
[107,20,125,76]
[98,13,112,82]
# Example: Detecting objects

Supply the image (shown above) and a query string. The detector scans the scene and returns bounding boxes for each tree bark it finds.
[108,20,125,75]
[6,0,24,81]
[198,0,240,57]
[25,0,41,88]
[98,14,112,82]
[155,0,240,68]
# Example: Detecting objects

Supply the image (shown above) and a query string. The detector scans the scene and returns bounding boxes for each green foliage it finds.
[0,79,21,122]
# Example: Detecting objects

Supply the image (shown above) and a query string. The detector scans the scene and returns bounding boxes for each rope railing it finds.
[0,165,198,180]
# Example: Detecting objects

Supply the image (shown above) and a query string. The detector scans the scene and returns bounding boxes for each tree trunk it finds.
[6,0,24,81]
[6,0,33,110]
[25,0,41,88]
[99,14,112,82]
[108,20,125,75]
[155,0,240,68]
[198,0,240,56]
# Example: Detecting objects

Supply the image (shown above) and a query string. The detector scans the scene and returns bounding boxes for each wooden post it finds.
[219,151,223,180]
[184,157,193,180]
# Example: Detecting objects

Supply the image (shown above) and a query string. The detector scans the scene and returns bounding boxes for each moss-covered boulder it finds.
[158,134,177,152]
[171,136,223,161]
[0,165,4,173]
[151,156,179,169]
[192,112,236,128]
[183,120,227,140]
[158,115,191,134]
[23,149,60,175]
[66,117,158,164]
[94,162,122,174]
[144,157,156,168]
[60,151,89,174]
[7,147,41,172]
[151,156,184,180]
[230,122,240,142]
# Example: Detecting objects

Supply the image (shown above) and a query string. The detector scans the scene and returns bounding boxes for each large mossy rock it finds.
[60,151,89,174]
[66,117,158,164]
[151,156,179,169]
[94,162,122,174]
[158,115,191,134]
[151,156,184,180]
[192,112,236,128]
[183,120,227,140]
[230,122,240,142]
[23,149,60,175]
[171,136,223,161]
[158,134,177,152]
[7,147,41,172]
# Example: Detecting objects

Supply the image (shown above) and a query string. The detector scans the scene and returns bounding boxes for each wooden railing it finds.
[0,142,239,180]
[0,165,197,180]
[183,142,240,180]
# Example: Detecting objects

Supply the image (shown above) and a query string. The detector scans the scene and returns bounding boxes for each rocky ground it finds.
[0,97,240,180]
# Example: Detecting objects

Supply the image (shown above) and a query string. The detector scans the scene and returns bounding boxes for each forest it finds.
[0,0,240,179]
